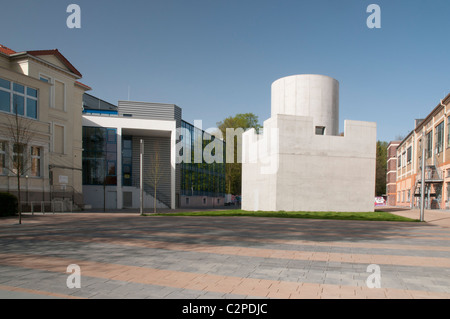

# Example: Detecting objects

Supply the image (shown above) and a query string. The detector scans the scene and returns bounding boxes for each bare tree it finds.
[4,108,36,224]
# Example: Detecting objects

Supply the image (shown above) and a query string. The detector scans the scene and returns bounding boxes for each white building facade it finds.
[81,97,226,211]
[242,74,377,212]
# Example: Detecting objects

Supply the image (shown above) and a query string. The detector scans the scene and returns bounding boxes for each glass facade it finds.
[122,135,132,186]
[82,121,226,204]
[179,121,226,197]
[82,127,117,185]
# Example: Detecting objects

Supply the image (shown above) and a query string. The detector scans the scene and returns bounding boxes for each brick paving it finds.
[0,209,449,299]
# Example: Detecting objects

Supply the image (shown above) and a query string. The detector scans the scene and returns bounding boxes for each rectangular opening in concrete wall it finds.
[315,126,325,135]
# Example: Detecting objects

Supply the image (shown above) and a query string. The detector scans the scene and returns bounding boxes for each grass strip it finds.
[146,209,419,222]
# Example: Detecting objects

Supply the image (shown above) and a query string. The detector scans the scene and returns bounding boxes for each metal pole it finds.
[420,132,426,222]
[140,139,144,215]
[26,175,29,205]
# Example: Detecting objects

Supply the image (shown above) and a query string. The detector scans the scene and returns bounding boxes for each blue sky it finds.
[1,0,449,142]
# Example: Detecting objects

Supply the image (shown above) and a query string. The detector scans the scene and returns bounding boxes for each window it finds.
[407,147,412,164]
[179,120,226,198]
[402,152,406,167]
[448,117,450,148]
[407,190,411,202]
[13,94,24,116]
[0,77,38,119]
[315,126,325,135]
[0,89,10,113]
[398,154,402,168]
[107,129,116,143]
[27,88,38,118]
[0,141,6,175]
[13,83,24,94]
[39,76,50,83]
[0,78,10,89]
[0,78,11,112]
[186,197,190,205]
[426,131,433,158]
[82,127,117,185]
[435,121,444,153]
[30,146,41,177]
[12,143,25,176]
[122,136,132,186]
[54,124,65,154]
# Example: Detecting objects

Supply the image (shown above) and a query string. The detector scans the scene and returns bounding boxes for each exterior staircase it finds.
[414,156,443,209]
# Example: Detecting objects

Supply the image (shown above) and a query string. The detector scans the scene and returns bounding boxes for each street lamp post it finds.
[140,139,144,215]
[420,131,426,222]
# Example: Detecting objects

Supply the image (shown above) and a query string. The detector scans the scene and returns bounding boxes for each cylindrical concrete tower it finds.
[271,74,339,136]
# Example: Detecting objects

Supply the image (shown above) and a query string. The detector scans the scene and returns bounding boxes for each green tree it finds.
[216,113,261,195]
[375,140,388,196]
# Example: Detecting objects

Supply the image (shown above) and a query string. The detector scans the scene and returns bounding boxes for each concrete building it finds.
[242,74,377,212]
[82,94,226,210]
[393,93,450,210]
[0,44,90,209]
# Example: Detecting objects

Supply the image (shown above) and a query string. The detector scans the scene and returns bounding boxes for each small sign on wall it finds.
[59,175,69,184]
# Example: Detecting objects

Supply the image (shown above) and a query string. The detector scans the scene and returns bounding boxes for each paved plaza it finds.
[0,209,450,299]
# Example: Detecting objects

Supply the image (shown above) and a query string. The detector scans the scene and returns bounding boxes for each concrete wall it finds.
[179,195,225,208]
[271,74,339,136]
[242,74,376,213]
[242,115,376,212]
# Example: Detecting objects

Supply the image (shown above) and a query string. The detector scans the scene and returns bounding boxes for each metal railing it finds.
[27,200,73,214]
[132,180,171,209]
[50,185,83,209]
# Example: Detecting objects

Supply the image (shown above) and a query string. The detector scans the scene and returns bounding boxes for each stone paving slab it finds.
[0,211,450,300]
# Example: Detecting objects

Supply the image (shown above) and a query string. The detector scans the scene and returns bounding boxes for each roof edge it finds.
[414,93,450,134]
[75,81,92,91]
[26,49,82,77]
